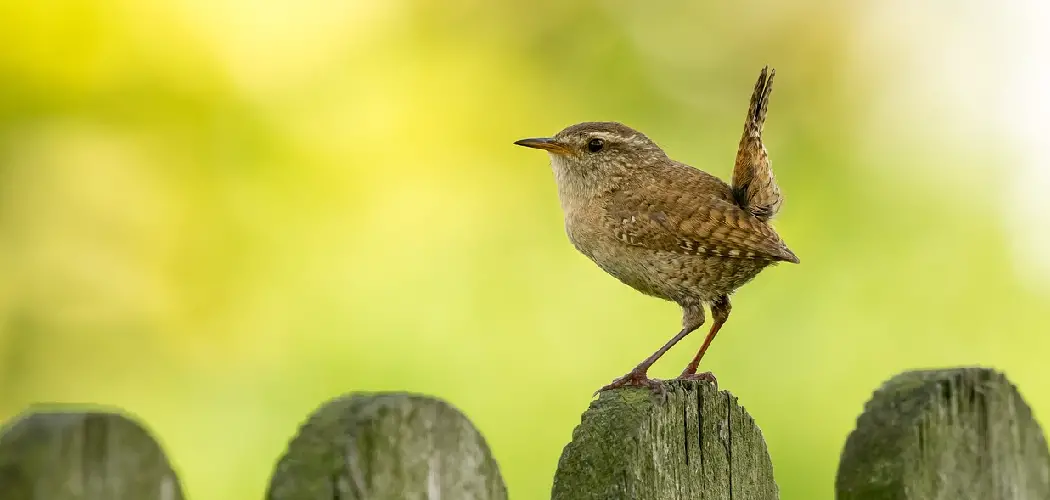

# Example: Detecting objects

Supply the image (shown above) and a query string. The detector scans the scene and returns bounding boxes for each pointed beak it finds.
[514,137,571,155]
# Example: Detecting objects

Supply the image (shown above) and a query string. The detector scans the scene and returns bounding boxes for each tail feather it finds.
[732,66,783,222]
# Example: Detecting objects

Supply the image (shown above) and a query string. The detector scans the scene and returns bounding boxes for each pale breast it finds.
[565,202,774,304]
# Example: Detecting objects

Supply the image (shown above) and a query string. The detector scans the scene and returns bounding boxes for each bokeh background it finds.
[2,0,1049,498]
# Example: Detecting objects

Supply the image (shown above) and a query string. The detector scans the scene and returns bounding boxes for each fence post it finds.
[836,367,1050,499]
[267,392,507,500]
[552,380,779,499]
[0,405,184,500]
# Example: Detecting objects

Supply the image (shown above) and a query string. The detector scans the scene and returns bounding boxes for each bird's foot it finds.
[677,370,718,390]
[594,368,665,396]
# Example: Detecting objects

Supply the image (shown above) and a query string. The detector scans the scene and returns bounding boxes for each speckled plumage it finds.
[733,67,783,222]
[515,67,797,394]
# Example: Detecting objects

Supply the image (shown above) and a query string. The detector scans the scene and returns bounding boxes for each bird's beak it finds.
[514,137,571,155]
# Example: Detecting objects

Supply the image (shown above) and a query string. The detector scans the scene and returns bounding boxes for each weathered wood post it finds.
[837,367,1050,499]
[0,405,184,500]
[267,392,508,500]
[552,380,779,499]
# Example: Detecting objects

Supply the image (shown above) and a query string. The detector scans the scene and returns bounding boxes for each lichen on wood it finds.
[552,380,779,500]
[0,406,184,500]
[836,367,1050,499]
[267,392,507,500]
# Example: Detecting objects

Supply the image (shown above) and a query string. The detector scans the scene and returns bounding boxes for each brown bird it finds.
[514,67,797,394]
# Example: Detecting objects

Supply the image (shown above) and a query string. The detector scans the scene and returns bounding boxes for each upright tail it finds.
[731,66,783,222]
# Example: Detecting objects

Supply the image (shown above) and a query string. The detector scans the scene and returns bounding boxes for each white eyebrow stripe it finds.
[588,131,646,145]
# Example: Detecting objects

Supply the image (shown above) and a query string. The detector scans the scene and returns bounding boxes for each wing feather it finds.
[603,167,798,263]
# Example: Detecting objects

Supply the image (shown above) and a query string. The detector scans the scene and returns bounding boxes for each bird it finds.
[514,66,797,394]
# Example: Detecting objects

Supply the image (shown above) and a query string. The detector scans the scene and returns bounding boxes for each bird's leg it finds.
[678,295,732,385]
[595,303,705,396]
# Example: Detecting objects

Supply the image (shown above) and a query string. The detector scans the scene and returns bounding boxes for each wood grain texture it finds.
[0,406,184,500]
[552,380,778,500]
[267,392,507,500]
[837,367,1050,499]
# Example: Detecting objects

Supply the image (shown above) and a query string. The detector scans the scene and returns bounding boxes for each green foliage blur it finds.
[2,1,1048,498]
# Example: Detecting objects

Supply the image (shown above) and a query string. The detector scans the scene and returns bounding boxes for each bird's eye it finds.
[587,138,605,153]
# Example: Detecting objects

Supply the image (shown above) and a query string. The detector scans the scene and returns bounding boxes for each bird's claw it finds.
[594,369,666,396]
[676,370,718,390]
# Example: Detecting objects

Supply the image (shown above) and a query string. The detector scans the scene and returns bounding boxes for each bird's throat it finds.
[549,154,594,216]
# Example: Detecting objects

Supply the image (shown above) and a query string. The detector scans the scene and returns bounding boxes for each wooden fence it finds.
[0,367,1047,499]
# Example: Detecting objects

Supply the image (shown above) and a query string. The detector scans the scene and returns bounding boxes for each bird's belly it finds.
[565,224,656,296]
[569,227,770,303]
[646,252,771,301]
[583,245,668,299]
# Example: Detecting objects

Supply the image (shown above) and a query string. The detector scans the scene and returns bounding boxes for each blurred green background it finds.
[2,0,1049,498]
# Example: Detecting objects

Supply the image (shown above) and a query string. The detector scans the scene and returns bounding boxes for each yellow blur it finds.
[1,1,1048,499]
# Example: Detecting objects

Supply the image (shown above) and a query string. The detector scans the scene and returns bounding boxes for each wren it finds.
[515,67,798,394]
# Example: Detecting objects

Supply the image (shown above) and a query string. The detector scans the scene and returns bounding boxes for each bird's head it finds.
[515,122,665,193]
